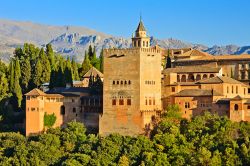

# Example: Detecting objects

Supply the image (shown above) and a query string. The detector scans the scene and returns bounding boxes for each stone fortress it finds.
[25,19,250,136]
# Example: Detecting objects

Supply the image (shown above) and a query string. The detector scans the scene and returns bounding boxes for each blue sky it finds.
[0,0,249,46]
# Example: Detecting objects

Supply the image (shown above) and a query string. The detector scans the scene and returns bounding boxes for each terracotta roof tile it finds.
[83,66,103,78]
[174,89,222,97]
[25,88,46,96]
[163,66,221,73]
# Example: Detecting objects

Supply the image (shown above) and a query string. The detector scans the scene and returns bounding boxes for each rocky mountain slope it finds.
[0,19,249,62]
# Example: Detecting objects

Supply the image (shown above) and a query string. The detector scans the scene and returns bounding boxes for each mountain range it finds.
[0,19,250,63]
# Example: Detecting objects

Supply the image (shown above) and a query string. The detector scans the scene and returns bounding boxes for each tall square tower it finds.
[100,19,162,136]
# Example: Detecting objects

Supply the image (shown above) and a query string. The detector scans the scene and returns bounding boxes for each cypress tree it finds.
[46,44,55,69]
[99,49,104,73]
[13,59,22,108]
[81,51,92,77]
[64,57,73,87]
[88,45,93,60]
[0,73,9,101]
[20,57,31,91]
[33,60,43,87]
[9,60,15,92]
[39,48,51,83]
[90,46,100,70]
[71,58,80,81]
[166,49,171,68]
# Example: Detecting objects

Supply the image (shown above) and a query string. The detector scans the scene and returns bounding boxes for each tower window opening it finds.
[113,81,115,85]
[60,106,65,115]
[234,104,239,111]
[73,108,76,113]
[119,99,124,105]
[121,81,123,84]
[127,99,131,105]
[117,81,119,84]
[112,99,116,105]
[128,80,131,84]
[125,81,127,84]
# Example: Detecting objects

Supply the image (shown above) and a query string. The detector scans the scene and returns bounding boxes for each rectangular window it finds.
[171,87,175,92]
[112,99,116,105]
[149,99,152,105]
[185,102,190,108]
[119,99,124,105]
[241,71,245,80]
[127,99,131,105]
[248,105,250,110]
[145,98,147,105]
[27,96,30,100]
[31,108,35,111]
[153,98,155,105]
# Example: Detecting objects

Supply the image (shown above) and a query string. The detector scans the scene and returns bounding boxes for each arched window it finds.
[203,74,208,79]
[210,74,215,78]
[121,81,123,85]
[181,75,186,82]
[125,81,127,84]
[60,106,65,115]
[113,81,115,85]
[112,99,116,105]
[196,74,201,81]
[128,80,131,85]
[149,98,152,105]
[187,74,195,82]
[127,99,131,105]
[117,81,119,85]
[177,75,180,82]
[119,99,124,105]
[145,98,148,105]
[234,104,239,111]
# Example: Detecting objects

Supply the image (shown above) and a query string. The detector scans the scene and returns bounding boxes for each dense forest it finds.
[0,43,103,132]
[1,106,250,165]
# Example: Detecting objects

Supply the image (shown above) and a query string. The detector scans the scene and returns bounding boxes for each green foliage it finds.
[33,59,43,87]
[165,49,171,68]
[71,57,80,81]
[1,117,250,165]
[80,51,92,77]
[44,113,56,128]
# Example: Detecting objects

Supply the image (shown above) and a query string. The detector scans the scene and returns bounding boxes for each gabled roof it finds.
[231,95,244,100]
[177,49,214,58]
[25,88,46,96]
[136,21,146,32]
[83,66,103,78]
[174,89,222,97]
[196,76,246,86]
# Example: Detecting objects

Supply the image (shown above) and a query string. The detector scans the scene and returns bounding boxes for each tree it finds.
[13,59,22,108]
[88,45,93,60]
[71,58,79,81]
[90,47,100,70]
[33,60,43,87]
[165,49,171,68]
[44,113,57,128]
[8,60,15,92]
[20,57,31,91]
[0,73,9,101]
[39,48,51,83]
[64,57,73,87]
[46,44,55,69]
[80,52,92,77]
[99,49,104,73]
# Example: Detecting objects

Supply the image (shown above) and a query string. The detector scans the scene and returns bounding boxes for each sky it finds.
[0,0,249,46]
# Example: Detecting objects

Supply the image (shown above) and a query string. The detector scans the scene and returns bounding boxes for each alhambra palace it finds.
[25,19,250,136]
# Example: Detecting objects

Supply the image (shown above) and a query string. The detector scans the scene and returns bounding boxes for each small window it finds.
[236,86,238,94]
[171,87,175,92]
[149,98,152,105]
[27,96,30,100]
[232,86,234,93]
[73,108,76,113]
[31,108,35,111]
[112,99,116,105]
[117,81,119,85]
[128,80,131,84]
[113,81,115,85]
[119,99,124,105]
[247,105,250,109]
[127,99,131,105]
[153,98,155,105]
[244,88,246,95]
[145,98,147,105]
[234,104,239,111]
[185,102,190,108]
[125,81,127,84]
[121,81,123,84]
[72,99,75,103]
[227,86,229,93]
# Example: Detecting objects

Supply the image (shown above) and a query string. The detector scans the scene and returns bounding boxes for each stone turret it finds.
[132,18,150,48]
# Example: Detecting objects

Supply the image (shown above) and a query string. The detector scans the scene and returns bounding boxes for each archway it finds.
[181,75,187,82]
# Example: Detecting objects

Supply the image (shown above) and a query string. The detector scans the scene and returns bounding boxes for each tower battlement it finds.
[104,47,161,57]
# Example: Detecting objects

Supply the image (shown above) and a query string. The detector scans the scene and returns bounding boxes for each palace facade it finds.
[25,19,250,136]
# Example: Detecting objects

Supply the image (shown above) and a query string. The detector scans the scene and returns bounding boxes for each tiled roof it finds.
[47,87,90,94]
[83,66,103,78]
[163,66,221,73]
[177,49,213,58]
[174,89,222,97]
[196,76,246,85]
[25,88,46,96]
[136,21,146,32]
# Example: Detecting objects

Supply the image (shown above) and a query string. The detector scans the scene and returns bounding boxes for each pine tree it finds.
[46,44,55,69]
[64,57,73,87]
[99,49,104,73]
[39,48,51,83]
[33,60,43,87]
[71,58,80,81]
[13,59,22,108]
[81,51,92,77]
[20,57,31,91]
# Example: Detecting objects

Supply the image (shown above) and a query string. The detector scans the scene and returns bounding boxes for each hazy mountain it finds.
[0,19,249,62]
